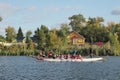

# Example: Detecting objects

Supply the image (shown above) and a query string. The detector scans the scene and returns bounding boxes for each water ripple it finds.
[0,56,120,80]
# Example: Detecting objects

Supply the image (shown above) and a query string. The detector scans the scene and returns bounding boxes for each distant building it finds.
[16,36,38,43]
[30,36,38,43]
[67,31,85,46]
[16,37,25,43]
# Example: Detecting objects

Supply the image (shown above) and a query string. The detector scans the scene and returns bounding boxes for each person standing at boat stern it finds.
[73,49,77,57]
[89,47,93,58]
[38,50,44,60]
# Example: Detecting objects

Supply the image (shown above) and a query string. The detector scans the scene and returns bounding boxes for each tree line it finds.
[0,14,120,56]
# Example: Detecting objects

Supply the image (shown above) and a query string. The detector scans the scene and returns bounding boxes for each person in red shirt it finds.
[71,54,75,59]
[48,50,53,58]
[37,50,43,60]
[76,54,82,60]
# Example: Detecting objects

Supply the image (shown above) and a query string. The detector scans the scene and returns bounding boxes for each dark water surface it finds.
[0,56,120,80]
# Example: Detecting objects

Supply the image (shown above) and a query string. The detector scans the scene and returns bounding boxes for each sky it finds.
[0,0,120,36]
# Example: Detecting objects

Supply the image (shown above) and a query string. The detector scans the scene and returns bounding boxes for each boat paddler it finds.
[89,46,93,58]
[37,50,44,60]
[48,50,53,58]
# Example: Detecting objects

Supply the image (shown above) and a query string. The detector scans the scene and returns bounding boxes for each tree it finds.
[60,23,70,34]
[39,25,49,48]
[106,21,120,41]
[38,30,46,49]
[49,30,62,49]
[26,31,32,43]
[17,27,24,39]
[41,25,49,33]
[109,33,120,55]
[5,26,16,42]
[0,35,5,42]
[58,23,70,46]
[95,27,109,42]
[80,26,95,43]
[112,23,120,41]
[34,25,49,49]
[106,21,116,33]
[80,25,109,43]
[0,17,4,42]
[87,17,104,27]
[26,31,32,37]
[69,14,85,32]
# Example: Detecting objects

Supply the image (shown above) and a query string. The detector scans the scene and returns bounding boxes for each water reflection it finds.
[0,56,120,80]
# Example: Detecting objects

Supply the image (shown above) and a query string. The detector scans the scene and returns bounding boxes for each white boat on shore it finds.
[43,57,104,62]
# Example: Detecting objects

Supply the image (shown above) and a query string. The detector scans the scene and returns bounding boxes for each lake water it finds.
[0,56,120,80]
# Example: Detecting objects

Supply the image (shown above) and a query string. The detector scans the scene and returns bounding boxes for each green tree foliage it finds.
[26,31,32,37]
[34,28,40,37]
[17,27,24,39]
[5,26,16,42]
[109,33,120,55]
[80,25,109,43]
[25,30,35,55]
[1,14,120,56]
[95,27,109,42]
[39,25,49,48]
[58,23,70,46]
[0,35,5,42]
[87,17,104,27]
[113,23,120,41]
[26,31,32,43]
[27,41,35,55]
[41,25,49,33]
[34,28,40,43]
[106,21,116,33]
[69,14,107,43]
[109,33,118,46]
[38,30,46,49]
[49,30,62,49]
[60,23,70,37]
[0,17,4,42]
[69,14,85,32]
[34,25,49,49]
